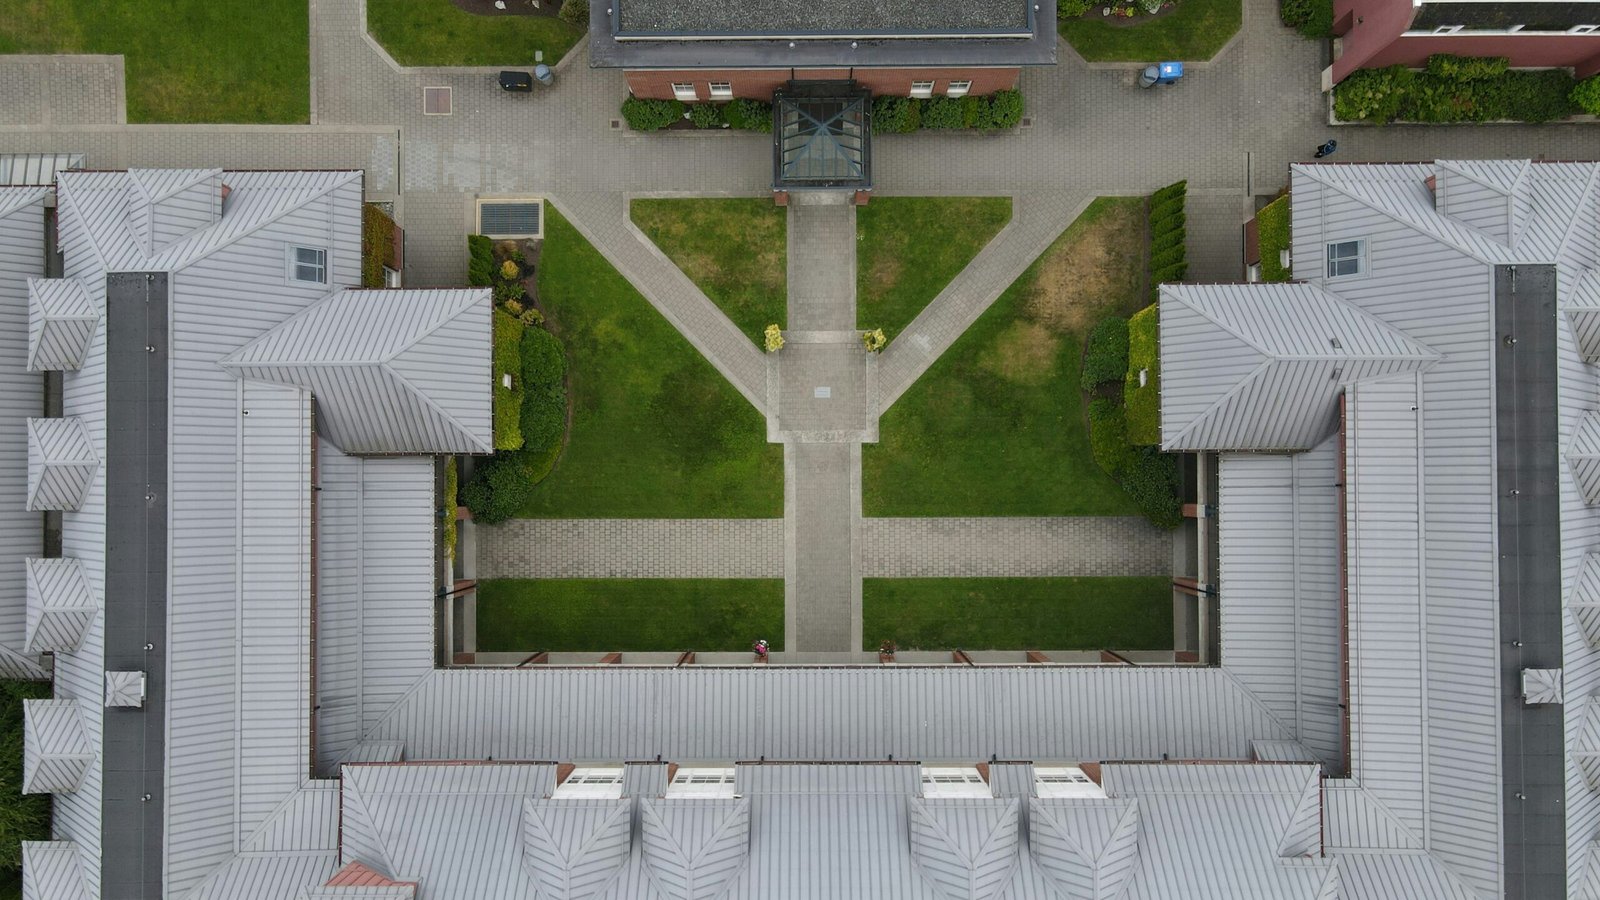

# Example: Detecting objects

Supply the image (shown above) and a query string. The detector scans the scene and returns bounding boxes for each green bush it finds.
[872,95,921,133]
[468,234,494,287]
[1,680,51,875]
[1120,448,1182,528]
[521,326,567,386]
[1256,194,1291,282]
[689,103,724,129]
[361,204,396,288]
[1425,53,1507,80]
[1150,180,1187,205]
[1280,0,1332,37]
[1083,317,1131,387]
[465,326,570,523]
[621,96,684,131]
[989,90,1025,128]
[726,99,773,131]
[1124,304,1161,445]
[961,95,991,129]
[1088,397,1132,475]
[1574,76,1600,115]
[1334,62,1577,123]
[1059,0,1095,17]
[1151,227,1186,255]
[493,310,525,451]
[558,0,589,27]
[461,454,535,524]
[922,97,965,129]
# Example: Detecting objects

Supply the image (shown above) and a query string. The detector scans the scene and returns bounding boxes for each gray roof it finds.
[907,798,1020,899]
[0,153,83,187]
[20,841,93,900]
[637,798,751,900]
[25,278,97,372]
[23,557,96,654]
[1573,412,1600,504]
[223,288,494,454]
[24,417,97,511]
[21,699,93,795]
[613,0,1030,37]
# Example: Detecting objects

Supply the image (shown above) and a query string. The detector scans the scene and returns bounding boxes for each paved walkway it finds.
[476,519,783,578]
[862,518,1171,578]
[786,443,862,651]
[0,55,124,127]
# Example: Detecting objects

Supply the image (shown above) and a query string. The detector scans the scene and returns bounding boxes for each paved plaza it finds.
[8,0,1600,651]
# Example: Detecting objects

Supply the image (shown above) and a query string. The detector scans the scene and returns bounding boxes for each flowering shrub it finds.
[764,324,785,353]
[862,328,887,352]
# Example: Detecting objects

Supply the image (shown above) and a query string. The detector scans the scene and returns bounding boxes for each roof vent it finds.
[104,671,146,709]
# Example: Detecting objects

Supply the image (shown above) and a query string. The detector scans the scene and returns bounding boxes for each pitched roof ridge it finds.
[379,289,483,364]
[1302,166,1504,263]
[339,777,400,879]
[379,365,488,454]
[1161,357,1276,449]
[164,170,360,275]
[0,185,48,219]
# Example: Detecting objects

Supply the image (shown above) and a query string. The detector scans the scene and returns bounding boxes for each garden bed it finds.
[475,579,784,651]
[1255,195,1291,283]
[1333,55,1598,124]
[863,577,1172,651]
[856,198,1012,340]
[367,0,584,67]
[1059,0,1241,61]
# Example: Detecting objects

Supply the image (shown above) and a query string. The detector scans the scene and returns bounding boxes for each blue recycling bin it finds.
[1157,62,1183,84]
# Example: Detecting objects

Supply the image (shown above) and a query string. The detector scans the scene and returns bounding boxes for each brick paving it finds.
[862,518,1171,578]
[0,55,124,127]
[476,519,783,578]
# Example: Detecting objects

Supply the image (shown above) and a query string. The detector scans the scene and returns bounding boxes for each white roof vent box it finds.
[920,766,992,799]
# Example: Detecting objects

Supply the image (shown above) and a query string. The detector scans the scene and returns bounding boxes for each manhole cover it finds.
[610,119,622,130]
[422,86,453,116]
[814,386,832,399]
[1019,116,1034,129]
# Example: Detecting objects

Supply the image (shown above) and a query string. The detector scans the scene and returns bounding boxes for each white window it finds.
[946,80,973,98]
[1570,24,1599,33]
[1034,766,1108,799]
[1325,239,1365,278]
[1432,24,1463,34]
[910,81,935,99]
[671,83,698,102]
[667,767,738,799]
[709,82,734,99]
[552,767,625,799]
[288,245,327,284]
[921,766,992,798]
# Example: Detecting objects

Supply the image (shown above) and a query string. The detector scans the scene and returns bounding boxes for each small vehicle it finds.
[499,70,534,93]
[1138,61,1184,88]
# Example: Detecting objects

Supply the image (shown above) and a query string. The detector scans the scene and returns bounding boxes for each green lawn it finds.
[1256,194,1291,282]
[476,579,784,651]
[367,0,583,67]
[0,0,308,123]
[864,578,1172,651]
[857,197,1012,339]
[864,197,1150,517]
[1061,0,1242,61]
[518,205,782,518]
[631,199,786,345]
[1,681,50,890]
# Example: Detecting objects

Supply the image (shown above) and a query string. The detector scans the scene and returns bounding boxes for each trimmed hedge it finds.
[622,96,774,132]
[621,96,684,131]
[1574,75,1600,116]
[1256,194,1291,282]
[1280,0,1332,37]
[1083,317,1130,387]
[361,204,396,288]
[557,0,588,27]
[468,234,494,287]
[1147,181,1187,303]
[725,99,773,131]
[493,310,525,451]
[442,457,458,559]
[1124,304,1161,445]
[688,103,724,129]
[1086,393,1181,528]
[464,326,570,524]
[1,680,50,875]
[1334,57,1579,123]
[871,90,1024,133]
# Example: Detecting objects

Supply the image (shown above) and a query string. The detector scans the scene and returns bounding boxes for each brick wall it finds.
[625,67,1021,100]
[1331,0,1600,81]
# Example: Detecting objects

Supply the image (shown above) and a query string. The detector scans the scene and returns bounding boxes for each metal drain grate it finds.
[422,86,453,116]
[477,199,544,239]
[610,119,622,130]
[1019,116,1034,129]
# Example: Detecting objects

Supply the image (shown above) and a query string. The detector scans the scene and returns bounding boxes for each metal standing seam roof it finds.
[0,153,84,187]
[24,417,98,511]
[1571,412,1600,504]
[613,0,1031,37]
[1568,270,1600,362]
[124,168,222,256]
[21,699,94,795]
[1158,282,1437,451]
[1026,798,1142,899]
[25,278,98,372]
[23,557,97,654]
[222,288,494,454]
[906,798,1021,900]
[20,841,94,900]
[637,797,751,900]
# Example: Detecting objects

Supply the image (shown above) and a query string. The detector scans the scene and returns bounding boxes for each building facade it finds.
[1328,0,1600,84]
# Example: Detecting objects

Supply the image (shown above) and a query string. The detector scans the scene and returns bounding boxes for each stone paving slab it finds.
[786,195,856,332]
[1185,189,1247,283]
[786,442,862,652]
[475,519,784,578]
[0,55,124,127]
[862,517,1172,578]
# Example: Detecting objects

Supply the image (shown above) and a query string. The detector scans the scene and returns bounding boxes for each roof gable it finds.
[1570,412,1600,505]
[907,798,1020,900]
[20,841,93,900]
[26,417,97,511]
[520,798,632,900]
[22,699,93,794]
[639,797,751,900]
[24,557,97,654]
[124,168,222,256]
[1027,798,1140,900]
[25,278,98,372]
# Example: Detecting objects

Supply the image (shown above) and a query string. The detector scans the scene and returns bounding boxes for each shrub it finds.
[521,326,567,386]
[1280,0,1332,37]
[462,453,536,524]
[1256,194,1291,282]
[361,204,396,288]
[764,324,785,352]
[492,310,525,451]
[1151,226,1186,255]
[494,280,525,305]
[468,234,494,286]
[960,95,992,129]
[1425,53,1507,81]
[989,90,1024,128]
[862,328,887,352]
[521,383,566,454]
[1574,75,1600,116]
[557,0,589,27]
[1083,317,1130,387]
[1059,0,1095,17]
[1120,448,1182,528]
[689,103,724,129]
[1332,65,1410,123]
[1124,305,1161,445]
[621,96,684,131]
[922,97,965,129]
[873,95,922,133]
[726,99,773,131]
[442,457,458,559]
[1088,397,1132,476]
[1150,180,1187,205]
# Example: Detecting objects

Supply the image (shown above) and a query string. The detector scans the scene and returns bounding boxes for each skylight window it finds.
[666,767,738,799]
[1034,766,1108,799]
[552,767,625,799]
[920,766,991,798]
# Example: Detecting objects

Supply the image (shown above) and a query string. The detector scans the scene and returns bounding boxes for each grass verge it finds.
[631,199,786,345]
[856,197,1012,340]
[518,205,782,518]
[863,197,1149,517]
[864,577,1172,650]
[367,0,583,67]
[0,0,308,123]
[476,579,784,651]
[1257,195,1291,282]
[1061,0,1241,62]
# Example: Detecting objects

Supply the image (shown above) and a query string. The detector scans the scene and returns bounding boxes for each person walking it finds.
[753,639,769,659]
[1313,139,1338,159]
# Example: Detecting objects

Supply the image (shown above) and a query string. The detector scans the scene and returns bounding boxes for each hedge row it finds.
[492,310,525,451]
[621,97,773,132]
[1280,0,1332,37]
[468,234,494,287]
[1123,304,1161,446]
[442,457,458,560]
[1256,194,1291,282]
[463,327,569,524]
[1334,56,1586,123]
[1148,181,1187,303]
[872,91,1024,134]
[1088,396,1181,528]
[361,204,396,288]
[1082,316,1130,388]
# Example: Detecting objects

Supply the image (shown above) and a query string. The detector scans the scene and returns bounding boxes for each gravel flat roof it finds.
[617,0,1032,36]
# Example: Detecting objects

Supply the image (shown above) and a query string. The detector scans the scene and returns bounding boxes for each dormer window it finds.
[666,767,738,799]
[289,245,327,284]
[1325,239,1364,278]
[920,766,991,798]
[552,766,624,799]
[1034,766,1108,799]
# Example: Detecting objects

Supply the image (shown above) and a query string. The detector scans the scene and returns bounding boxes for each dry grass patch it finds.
[1026,201,1147,334]
[980,319,1061,386]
